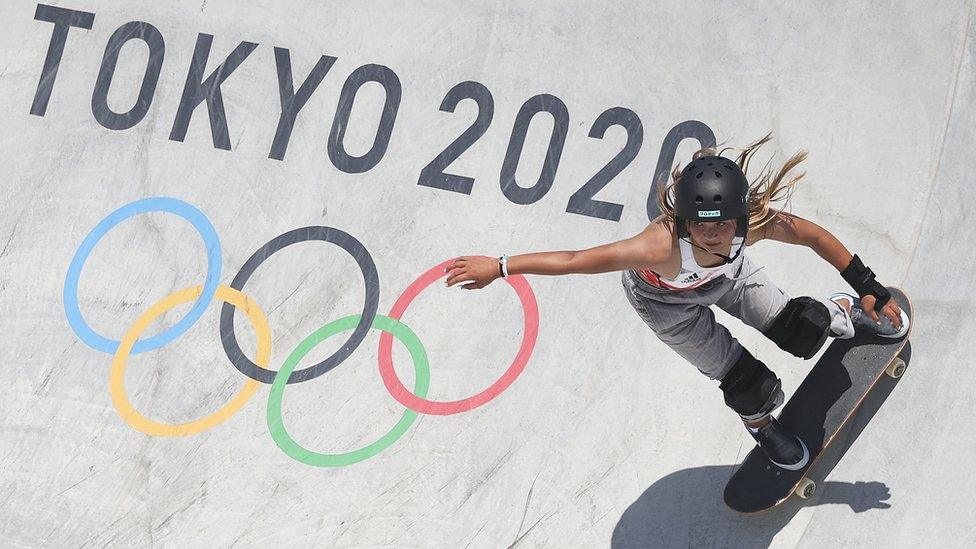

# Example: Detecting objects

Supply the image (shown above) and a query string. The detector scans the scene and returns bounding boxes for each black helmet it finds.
[673,155,750,240]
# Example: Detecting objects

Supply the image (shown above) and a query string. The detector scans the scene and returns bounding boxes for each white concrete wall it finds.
[1,1,973,546]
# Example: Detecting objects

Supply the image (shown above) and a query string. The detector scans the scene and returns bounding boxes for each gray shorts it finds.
[621,255,853,381]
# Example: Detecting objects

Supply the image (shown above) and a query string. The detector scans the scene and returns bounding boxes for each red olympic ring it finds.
[378,258,540,415]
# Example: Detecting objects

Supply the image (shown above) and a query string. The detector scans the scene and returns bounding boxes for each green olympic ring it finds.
[267,314,430,467]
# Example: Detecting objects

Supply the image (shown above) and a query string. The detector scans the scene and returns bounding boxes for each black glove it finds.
[840,255,891,312]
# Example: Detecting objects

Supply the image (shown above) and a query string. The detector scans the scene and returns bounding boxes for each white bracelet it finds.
[499,254,510,278]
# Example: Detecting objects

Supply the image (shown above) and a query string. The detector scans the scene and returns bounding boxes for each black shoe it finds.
[747,417,810,471]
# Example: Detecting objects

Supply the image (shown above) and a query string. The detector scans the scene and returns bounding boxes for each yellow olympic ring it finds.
[109,285,271,436]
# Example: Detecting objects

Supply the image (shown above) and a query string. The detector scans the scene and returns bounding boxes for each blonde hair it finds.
[656,132,807,234]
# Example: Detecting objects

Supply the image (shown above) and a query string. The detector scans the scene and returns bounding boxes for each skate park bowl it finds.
[2,1,975,546]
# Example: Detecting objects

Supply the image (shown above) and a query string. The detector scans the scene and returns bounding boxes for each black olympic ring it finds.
[219,226,380,384]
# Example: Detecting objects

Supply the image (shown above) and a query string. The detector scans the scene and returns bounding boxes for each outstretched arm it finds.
[445,222,671,289]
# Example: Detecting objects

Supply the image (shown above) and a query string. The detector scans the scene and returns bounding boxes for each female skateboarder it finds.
[444,134,909,470]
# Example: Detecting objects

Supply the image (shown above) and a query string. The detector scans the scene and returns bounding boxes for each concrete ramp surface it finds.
[1,1,974,547]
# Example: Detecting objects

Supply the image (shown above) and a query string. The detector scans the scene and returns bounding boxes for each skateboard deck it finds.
[723,287,913,514]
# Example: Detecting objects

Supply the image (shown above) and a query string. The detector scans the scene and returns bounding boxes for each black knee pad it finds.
[763,297,831,360]
[719,348,783,419]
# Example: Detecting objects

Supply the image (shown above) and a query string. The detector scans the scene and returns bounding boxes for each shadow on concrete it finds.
[610,342,912,548]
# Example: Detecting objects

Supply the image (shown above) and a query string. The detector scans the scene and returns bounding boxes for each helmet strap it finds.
[682,236,746,265]
[679,215,748,265]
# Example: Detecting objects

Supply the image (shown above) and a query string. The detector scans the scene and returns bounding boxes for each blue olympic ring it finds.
[62,197,222,354]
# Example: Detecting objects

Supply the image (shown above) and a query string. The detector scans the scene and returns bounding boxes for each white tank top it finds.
[635,236,746,291]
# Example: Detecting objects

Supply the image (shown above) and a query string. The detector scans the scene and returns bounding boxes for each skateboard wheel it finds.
[886,358,907,379]
[795,478,816,499]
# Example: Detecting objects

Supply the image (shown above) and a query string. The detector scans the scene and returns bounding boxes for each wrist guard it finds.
[840,254,891,311]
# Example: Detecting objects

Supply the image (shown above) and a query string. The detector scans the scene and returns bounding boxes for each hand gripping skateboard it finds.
[724,287,914,514]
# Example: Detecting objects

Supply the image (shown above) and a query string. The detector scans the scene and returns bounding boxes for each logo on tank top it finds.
[680,272,701,284]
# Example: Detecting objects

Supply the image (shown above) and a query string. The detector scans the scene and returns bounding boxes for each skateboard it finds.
[723,287,913,514]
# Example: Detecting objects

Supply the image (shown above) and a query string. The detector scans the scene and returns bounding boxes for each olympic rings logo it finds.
[63,197,540,467]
